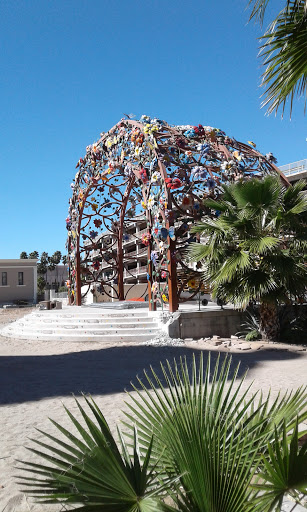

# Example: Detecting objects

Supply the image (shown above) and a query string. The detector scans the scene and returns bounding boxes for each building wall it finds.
[44,265,68,287]
[0,259,37,304]
[166,309,244,339]
[81,283,148,304]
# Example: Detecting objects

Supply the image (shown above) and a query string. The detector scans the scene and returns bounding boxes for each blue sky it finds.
[1,0,306,259]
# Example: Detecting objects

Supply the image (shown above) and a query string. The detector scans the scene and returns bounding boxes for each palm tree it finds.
[248,0,307,117]
[17,354,307,511]
[188,176,307,341]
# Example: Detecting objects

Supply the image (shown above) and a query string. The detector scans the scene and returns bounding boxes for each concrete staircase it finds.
[0,306,161,343]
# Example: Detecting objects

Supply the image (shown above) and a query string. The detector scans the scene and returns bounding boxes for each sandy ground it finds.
[0,307,306,512]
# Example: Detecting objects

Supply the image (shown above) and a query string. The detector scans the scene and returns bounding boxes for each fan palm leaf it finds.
[16,395,176,511]
[251,419,307,510]
[124,353,307,512]
[17,355,307,511]
[247,0,307,117]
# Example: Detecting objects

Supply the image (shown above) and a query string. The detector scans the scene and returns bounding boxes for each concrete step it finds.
[16,322,159,330]
[32,310,150,319]
[0,306,161,343]
[5,325,158,335]
[1,330,159,343]
[20,316,156,325]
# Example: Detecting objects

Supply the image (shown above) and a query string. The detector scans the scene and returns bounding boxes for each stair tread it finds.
[0,306,161,343]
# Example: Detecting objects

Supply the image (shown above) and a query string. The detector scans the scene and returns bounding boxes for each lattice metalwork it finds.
[66,115,287,312]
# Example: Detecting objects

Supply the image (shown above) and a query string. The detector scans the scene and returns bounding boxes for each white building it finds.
[280,159,307,186]
[83,215,201,304]
[0,259,37,306]
[84,217,149,302]
[44,265,68,289]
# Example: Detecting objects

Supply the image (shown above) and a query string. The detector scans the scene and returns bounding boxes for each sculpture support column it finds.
[167,238,179,313]
[147,242,156,311]
[75,237,82,306]
[117,228,124,301]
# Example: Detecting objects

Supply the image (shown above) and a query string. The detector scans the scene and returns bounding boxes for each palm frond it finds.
[247,0,271,25]
[251,419,307,508]
[259,2,307,117]
[190,218,227,235]
[247,0,305,25]
[188,176,307,312]
[240,236,279,254]
[124,354,307,512]
[212,250,252,284]
[16,396,174,511]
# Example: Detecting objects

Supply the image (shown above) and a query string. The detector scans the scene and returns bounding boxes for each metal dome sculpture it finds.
[66,115,287,312]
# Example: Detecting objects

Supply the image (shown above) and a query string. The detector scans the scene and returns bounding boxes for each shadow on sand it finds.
[0,344,304,406]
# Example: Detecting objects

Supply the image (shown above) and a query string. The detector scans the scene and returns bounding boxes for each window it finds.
[18,272,24,285]
[2,272,7,286]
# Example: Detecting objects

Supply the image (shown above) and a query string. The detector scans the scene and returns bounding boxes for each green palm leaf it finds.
[16,396,176,511]
[251,419,307,510]
[124,353,307,512]
[247,0,307,117]
[259,1,307,117]
[16,355,307,511]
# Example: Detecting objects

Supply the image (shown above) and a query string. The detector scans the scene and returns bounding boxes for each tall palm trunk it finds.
[259,301,280,341]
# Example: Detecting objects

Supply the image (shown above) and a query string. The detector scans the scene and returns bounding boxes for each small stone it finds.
[212,335,220,340]
[251,342,264,350]
[209,339,223,346]
[238,342,251,350]
[231,335,239,340]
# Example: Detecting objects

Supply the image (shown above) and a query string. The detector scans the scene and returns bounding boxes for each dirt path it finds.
[0,308,306,512]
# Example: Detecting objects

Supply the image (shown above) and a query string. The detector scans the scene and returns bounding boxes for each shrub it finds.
[17,354,307,511]
[245,329,262,341]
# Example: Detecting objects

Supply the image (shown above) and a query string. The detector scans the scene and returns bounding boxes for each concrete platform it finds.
[0,305,160,342]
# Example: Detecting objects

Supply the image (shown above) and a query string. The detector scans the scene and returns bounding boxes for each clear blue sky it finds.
[1,0,306,259]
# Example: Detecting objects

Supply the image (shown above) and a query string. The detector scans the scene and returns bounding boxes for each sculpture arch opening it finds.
[66,116,288,312]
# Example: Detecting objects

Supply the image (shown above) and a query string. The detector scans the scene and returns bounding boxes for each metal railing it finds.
[124,265,147,277]
[279,159,307,177]
[124,247,147,258]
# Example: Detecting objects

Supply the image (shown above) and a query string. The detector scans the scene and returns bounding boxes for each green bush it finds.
[245,329,262,341]
[17,354,307,511]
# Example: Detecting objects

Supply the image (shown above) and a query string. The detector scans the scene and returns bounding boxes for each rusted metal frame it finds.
[217,143,232,160]
[116,175,136,301]
[67,235,72,305]
[75,217,83,306]
[155,153,179,313]
[155,128,205,311]
[117,175,135,300]
[143,176,156,311]
[124,282,147,301]
[75,167,118,305]
[268,161,290,187]
[236,141,290,187]
[147,233,155,311]
[75,182,102,306]
[71,118,290,312]
[131,166,156,311]
[88,183,125,298]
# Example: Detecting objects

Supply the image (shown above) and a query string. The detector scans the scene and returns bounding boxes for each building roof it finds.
[0,259,38,265]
